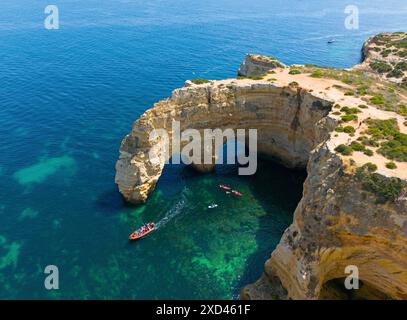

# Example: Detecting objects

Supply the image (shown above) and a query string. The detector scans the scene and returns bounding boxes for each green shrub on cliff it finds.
[378,138,407,161]
[366,118,399,139]
[350,141,366,152]
[335,126,355,135]
[369,61,392,73]
[363,162,378,172]
[249,73,268,80]
[394,38,407,49]
[289,69,301,75]
[387,69,404,78]
[386,162,398,169]
[335,144,353,155]
[358,136,380,147]
[341,114,358,122]
[370,95,386,105]
[399,104,407,116]
[357,85,370,96]
[398,50,407,57]
[311,70,324,78]
[343,126,356,135]
[355,166,405,203]
[395,61,407,71]
[341,106,360,114]
[364,149,374,156]
[191,78,211,84]
[365,118,407,161]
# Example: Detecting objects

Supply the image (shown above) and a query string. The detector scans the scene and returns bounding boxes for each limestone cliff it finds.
[116,33,407,299]
[353,32,407,85]
[115,81,332,203]
[238,54,286,77]
[243,143,407,299]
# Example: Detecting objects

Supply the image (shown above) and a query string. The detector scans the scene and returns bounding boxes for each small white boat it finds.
[208,204,218,209]
[327,39,335,44]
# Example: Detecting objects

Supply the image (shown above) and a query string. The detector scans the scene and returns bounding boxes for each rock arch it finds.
[115,81,333,204]
[115,72,407,300]
[116,52,407,300]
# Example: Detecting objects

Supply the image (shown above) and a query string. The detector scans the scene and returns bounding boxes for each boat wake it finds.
[155,192,187,230]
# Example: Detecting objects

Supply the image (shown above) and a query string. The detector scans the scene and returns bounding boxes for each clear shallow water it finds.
[0,0,406,299]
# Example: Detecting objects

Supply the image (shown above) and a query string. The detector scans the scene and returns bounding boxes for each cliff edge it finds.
[116,33,407,299]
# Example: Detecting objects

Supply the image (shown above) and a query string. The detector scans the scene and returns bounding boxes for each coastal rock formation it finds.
[243,143,407,299]
[116,33,407,299]
[238,54,286,77]
[353,32,407,85]
[243,34,407,300]
[115,81,333,203]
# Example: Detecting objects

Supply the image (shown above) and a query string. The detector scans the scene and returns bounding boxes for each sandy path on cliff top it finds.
[215,68,407,179]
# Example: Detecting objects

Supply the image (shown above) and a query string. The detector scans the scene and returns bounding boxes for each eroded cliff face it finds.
[238,54,286,77]
[353,32,407,85]
[116,36,407,299]
[115,81,332,203]
[243,143,407,300]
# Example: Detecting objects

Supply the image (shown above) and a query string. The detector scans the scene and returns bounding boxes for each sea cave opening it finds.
[319,278,392,300]
[151,139,307,298]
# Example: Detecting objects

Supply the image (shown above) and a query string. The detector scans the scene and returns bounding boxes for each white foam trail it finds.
[155,192,187,230]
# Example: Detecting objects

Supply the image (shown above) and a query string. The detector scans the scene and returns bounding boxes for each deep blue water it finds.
[0,0,406,299]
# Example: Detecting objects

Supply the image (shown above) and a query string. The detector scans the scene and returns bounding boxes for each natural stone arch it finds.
[116,52,407,301]
[115,81,333,204]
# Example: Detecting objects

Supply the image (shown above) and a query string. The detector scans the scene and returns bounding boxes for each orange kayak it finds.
[129,222,155,240]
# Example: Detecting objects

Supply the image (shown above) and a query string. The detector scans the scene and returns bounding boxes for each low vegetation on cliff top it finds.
[370,32,407,58]
[190,78,211,85]
[355,165,405,203]
[365,118,407,162]
[335,118,407,162]
[296,64,407,116]
[368,33,407,84]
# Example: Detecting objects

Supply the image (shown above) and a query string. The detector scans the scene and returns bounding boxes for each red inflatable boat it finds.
[129,222,155,240]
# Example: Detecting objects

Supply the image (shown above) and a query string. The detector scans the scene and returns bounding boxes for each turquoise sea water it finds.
[0,0,406,299]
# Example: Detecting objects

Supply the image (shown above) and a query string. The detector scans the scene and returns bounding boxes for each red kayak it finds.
[220,184,242,197]
[129,222,155,240]
[232,190,243,197]
[219,184,232,191]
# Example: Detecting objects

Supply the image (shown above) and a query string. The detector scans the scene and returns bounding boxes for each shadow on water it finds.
[94,187,128,215]
[233,158,307,297]
[91,147,307,299]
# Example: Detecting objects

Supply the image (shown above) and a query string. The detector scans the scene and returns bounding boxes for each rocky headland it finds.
[116,33,407,299]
